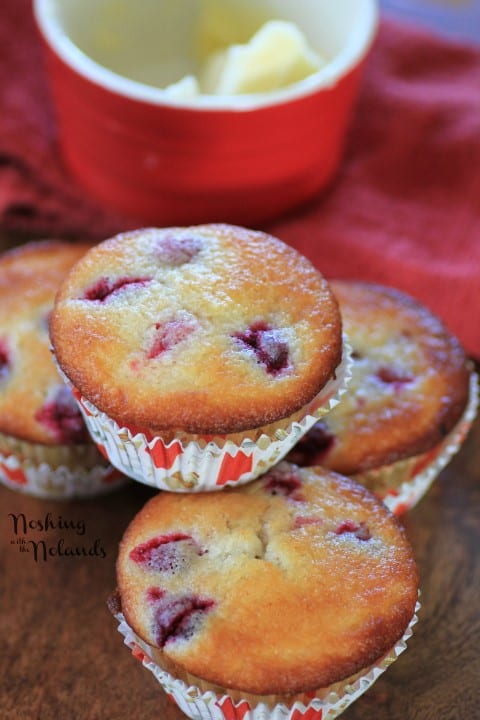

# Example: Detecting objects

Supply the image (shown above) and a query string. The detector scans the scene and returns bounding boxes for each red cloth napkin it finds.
[1,1,479,357]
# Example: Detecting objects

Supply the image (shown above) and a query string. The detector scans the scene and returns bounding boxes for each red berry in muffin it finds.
[84,276,151,302]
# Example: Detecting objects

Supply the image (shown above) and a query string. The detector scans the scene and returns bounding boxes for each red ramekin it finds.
[33,0,378,226]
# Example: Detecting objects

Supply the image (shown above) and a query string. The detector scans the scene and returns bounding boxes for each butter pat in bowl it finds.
[34,0,378,226]
[176,19,327,97]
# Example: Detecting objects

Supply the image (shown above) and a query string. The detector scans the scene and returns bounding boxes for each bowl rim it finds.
[33,0,379,111]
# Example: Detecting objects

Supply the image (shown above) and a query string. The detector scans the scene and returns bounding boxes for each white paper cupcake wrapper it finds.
[0,447,127,499]
[356,370,479,515]
[114,599,420,720]
[57,339,352,492]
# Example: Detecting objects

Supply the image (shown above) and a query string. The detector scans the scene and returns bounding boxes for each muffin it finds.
[111,461,419,720]
[50,225,350,491]
[0,240,125,498]
[288,281,478,514]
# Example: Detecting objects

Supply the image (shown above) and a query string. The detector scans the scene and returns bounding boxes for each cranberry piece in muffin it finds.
[376,366,414,387]
[335,520,371,541]
[0,338,10,380]
[147,314,199,360]
[35,385,88,444]
[154,233,203,266]
[84,276,151,302]
[234,322,290,375]
[147,588,215,647]
[263,466,303,499]
[288,420,335,467]
[130,533,203,573]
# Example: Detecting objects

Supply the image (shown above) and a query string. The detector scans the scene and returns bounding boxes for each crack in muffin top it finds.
[50,225,342,434]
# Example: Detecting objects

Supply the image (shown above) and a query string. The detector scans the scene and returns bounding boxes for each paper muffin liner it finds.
[56,339,352,492]
[0,433,127,499]
[114,599,420,720]
[356,370,478,516]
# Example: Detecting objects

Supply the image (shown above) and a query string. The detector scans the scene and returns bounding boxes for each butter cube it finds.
[201,20,325,95]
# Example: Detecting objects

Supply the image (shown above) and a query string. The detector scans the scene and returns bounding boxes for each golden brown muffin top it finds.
[0,240,92,445]
[289,281,471,474]
[116,462,418,695]
[50,225,342,434]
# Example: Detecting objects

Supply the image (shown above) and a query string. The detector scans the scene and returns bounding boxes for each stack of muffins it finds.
[3,224,477,720]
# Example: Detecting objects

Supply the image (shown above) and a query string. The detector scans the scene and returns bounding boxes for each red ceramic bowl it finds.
[34,0,378,226]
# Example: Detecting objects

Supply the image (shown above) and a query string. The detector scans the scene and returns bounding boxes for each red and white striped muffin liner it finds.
[356,370,478,515]
[0,437,126,499]
[57,340,352,492]
[114,600,420,720]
